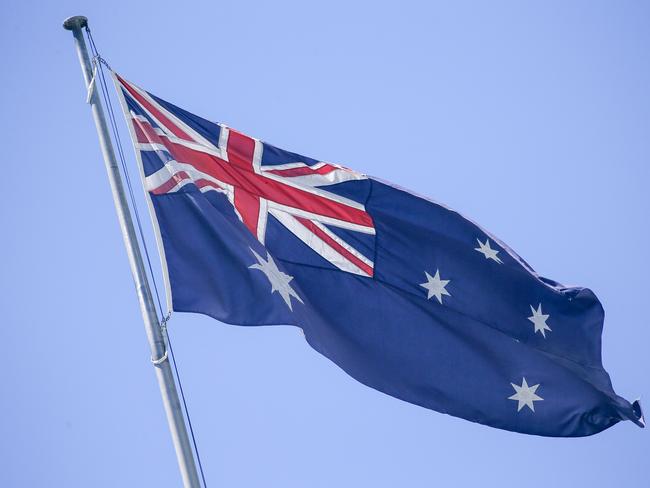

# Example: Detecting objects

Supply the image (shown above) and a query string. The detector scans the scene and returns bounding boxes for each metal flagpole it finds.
[63,16,202,488]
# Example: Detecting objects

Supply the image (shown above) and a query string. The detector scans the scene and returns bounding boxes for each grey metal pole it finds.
[63,16,202,488]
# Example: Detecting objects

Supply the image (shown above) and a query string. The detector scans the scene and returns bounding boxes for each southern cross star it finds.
[249,248,303,310]
[508,378,544,412]
[528,303,551,338]
[474,238,503,264]
[420,269,451,304]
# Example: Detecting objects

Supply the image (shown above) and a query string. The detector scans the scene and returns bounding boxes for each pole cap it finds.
[63,15,88,30]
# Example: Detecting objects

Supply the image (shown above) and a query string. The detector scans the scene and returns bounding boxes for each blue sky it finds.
[2,1,648,486]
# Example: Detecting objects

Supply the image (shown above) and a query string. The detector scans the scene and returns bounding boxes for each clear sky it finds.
[2,1,648,486]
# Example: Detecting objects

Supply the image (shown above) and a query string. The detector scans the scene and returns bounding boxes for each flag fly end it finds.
[632,399,645,428]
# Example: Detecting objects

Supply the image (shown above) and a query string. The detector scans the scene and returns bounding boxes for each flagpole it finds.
[63,16,201,488]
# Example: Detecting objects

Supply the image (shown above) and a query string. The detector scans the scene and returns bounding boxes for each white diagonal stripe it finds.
[121,78,218,149]
[269,208,370,276]
[311,220,373,268]
[267,200,375,235]
[144,160,232,195]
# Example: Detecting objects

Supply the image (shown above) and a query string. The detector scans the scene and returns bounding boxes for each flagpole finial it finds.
[63,15,88,30]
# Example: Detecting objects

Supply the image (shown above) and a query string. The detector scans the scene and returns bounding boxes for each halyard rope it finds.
[85,26,208,488]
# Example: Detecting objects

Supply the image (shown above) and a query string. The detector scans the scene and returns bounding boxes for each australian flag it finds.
[114,73,643,437]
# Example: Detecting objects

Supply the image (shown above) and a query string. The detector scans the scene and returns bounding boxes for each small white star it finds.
[420,269,451,304]
[528,303,551,338]
[508,378,544,412]
[474,238,503,264]
[249,248,303,310]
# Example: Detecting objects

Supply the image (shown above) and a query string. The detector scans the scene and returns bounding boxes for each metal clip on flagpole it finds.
[63,16,202,488]
[86,59,97,104]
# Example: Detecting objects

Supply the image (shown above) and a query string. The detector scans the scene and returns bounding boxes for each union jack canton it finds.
[115,74,375,279]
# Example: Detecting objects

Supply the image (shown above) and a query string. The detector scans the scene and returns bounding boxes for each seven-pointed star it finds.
[474,238,503,264]
[528,303,552,338]
[249,248,304,310]
[508,377,544,412]
[420,270,451,304]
